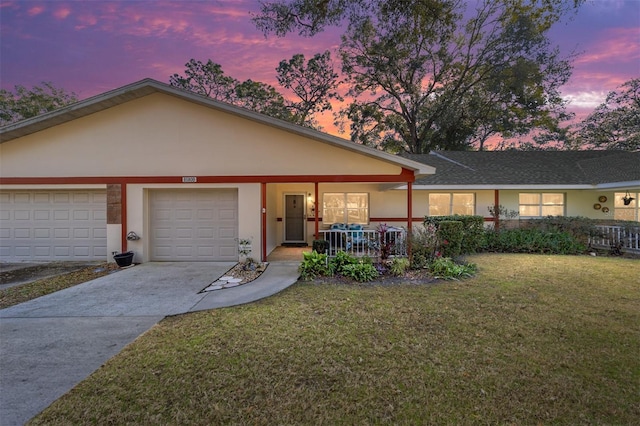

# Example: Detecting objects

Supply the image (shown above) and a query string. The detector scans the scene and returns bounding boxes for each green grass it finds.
[30,254,640,425]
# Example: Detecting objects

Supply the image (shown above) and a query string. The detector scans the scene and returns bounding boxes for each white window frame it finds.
[519,193,565,218]
[427,193,475,216]
[322,192,369,225]
[614,192,639,221]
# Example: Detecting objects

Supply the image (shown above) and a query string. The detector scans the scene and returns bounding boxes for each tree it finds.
[233,79,292,121]
[169,53,341,129]
[254,0,583,153]
[276,51,342,127]
[0,82,78,126]
[572,78,640,151]
[169,59,238,102]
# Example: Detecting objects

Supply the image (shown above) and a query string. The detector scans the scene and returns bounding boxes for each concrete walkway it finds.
[0,261,300,426]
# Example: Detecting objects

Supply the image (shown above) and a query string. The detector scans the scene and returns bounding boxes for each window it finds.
[428,193,475,216]
[614,192,639,221]
[323,193,369,225]
[519,193,564,217]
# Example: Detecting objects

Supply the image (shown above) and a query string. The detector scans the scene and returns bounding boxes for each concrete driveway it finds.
[0,261,300,425]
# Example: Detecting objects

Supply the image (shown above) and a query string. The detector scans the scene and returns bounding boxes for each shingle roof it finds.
[405,150,640,187]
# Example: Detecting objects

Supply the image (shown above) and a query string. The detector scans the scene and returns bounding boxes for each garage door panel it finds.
[15,210,30,220]
[175,246,193,257]
[74,210,90,220]
[54,246,70,256]
[73,193,90,202]
[73,246,90,256]
[197,227,214,238]
[15,228,30,238]
[15,246,30,257]
[54,228,70,238]
[219,226,236,238]
[34,246,51,257]
[219,246,237,257]
[194,247,211,257]
[54,210,69,220]
[150,189,238,261]
[0,190,107,261]
[14,193,30,203]
[34,210,50,220]
[34,228,50,238]
[53,193,70,203]
[74,228,90,238]
[93,228,107,238]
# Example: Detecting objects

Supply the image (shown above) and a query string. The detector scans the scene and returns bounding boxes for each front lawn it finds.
[30,254,640,425]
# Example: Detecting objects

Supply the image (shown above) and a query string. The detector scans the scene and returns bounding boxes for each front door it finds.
[284,194,306,243]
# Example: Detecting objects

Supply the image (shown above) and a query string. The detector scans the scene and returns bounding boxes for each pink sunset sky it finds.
[1,0,639,138]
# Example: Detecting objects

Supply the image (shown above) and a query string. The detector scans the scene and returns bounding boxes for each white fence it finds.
[319,228,408,258]
[590,225,640,254]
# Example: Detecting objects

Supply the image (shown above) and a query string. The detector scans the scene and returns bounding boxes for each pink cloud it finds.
[27,5,45,16]
[75,14,97,30]
[53,7,71,20]
[574,27,640,66]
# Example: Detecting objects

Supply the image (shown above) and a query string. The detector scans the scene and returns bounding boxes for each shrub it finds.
[483,228,587,254]
[524,216,600,246]
[330,250,359,275]
[390,257,410,276]
[298,251,331,280]
[410,224,438,269]
[436,221,464,258]
[429,257,477,280]
[341,262,379,282]
[424,215,485,254]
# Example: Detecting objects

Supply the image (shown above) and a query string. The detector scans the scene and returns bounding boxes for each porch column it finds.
[314,182,319,240]
[407,181,413,259]
[494,189,500,231]
[261,182,267,262]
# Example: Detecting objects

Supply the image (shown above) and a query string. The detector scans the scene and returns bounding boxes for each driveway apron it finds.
[0,262,235,426]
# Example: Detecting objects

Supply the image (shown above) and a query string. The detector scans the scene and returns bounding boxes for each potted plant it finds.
[113,251,134,267]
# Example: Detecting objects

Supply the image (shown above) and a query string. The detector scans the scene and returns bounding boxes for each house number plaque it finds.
[182,176,197,183]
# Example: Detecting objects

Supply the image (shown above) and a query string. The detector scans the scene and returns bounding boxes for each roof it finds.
[0,78,434,179]
[405,150,640,189]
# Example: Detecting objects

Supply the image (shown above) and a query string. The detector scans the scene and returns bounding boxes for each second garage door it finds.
[0,190,107,262]
[149,189,238,261]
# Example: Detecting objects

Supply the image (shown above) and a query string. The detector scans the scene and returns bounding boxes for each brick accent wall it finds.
[107,184,122,224]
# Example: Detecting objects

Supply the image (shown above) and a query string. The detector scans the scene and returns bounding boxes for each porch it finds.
[319,227,408,258]
[267,246,311,262]
[266,226,409,262]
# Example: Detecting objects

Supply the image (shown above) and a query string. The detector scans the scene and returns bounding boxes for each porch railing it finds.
[318,228,408,258]
[590,225,640,254]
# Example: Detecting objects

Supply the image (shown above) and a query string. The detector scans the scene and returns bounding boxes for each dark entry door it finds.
[284,194,305,243]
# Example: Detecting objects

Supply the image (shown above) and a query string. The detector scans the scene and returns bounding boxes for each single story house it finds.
[1,79,638,263]
[404,150,640,226]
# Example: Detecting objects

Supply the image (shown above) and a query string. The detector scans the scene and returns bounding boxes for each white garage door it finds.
[149,189,238,261]
[0,190,107,261]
